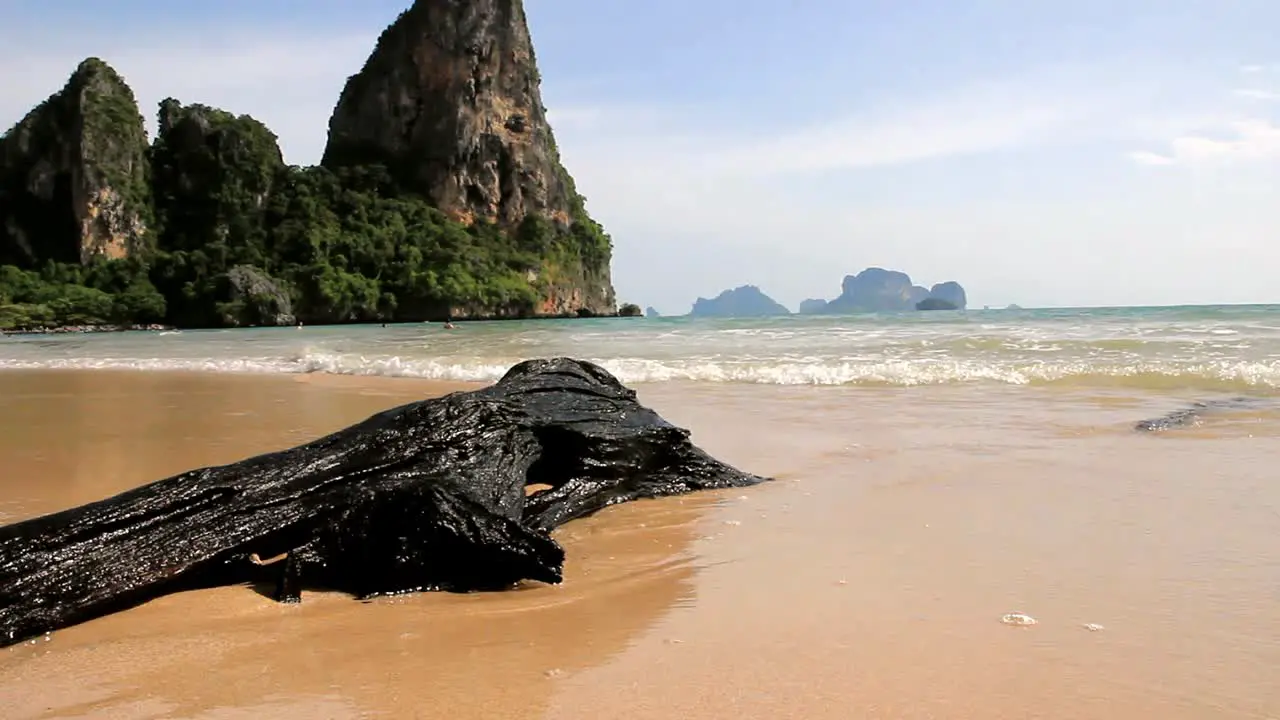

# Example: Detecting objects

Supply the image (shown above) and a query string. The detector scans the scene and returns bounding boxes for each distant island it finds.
[689,285,790,318]
[799,268,967,314]
[915,297,958,311]
[0,0,625,332]
[683,269,969,318]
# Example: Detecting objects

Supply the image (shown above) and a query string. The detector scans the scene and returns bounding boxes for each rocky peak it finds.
[829,267,921,312]
[150,99,284,255]
[807,268,970,314]
[690,285,792,318]
[321,0,573,230]
[0,57,151,266]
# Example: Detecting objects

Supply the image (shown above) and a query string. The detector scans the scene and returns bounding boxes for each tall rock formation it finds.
[150,99,284,254]
[0,58,151,267]
[322,0,565,227]
[147,99,293,327]
[825,268,920,313]
[320,0,614,316]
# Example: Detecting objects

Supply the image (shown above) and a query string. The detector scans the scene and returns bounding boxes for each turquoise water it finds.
[2,304,1279,391]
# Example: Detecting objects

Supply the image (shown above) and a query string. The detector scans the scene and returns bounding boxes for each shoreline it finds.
[0,366,489,394]
[0,312,644,337]
[0,322,174,336]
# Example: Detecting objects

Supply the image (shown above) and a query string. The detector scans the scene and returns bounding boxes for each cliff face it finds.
[151,99,284,254]
[323,0,565,227]
[147,99,293,327]
[0,58,150,267]
[321,0,614,315]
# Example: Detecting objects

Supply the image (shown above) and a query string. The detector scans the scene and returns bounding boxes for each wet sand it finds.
[0,371,1278,719]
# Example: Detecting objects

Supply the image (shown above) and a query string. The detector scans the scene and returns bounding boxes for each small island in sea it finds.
[683,269,969,318]
[799,268,967,313]
[688,285,791,318]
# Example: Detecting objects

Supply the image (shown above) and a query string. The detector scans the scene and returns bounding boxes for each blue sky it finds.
[3,1,1279,313]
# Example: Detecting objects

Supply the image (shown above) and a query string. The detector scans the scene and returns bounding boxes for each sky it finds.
[2,1,1279,314]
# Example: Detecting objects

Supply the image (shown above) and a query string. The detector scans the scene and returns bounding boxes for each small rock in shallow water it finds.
[1000,612,1038,626]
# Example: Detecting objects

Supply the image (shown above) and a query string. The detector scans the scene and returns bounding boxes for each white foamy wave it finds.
[0,353,514,382]
[2,352,1279,390]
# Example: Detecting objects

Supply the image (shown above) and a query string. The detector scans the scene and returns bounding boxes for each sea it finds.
[2,304,1279,718]
[1,304,1278,392]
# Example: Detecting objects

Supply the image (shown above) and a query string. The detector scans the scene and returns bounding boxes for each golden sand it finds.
[0,371,1277,719]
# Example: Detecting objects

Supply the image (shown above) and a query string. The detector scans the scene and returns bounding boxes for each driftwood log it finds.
[0,358,769,647]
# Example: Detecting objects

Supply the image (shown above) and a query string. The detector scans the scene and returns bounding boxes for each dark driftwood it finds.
[1133,396,1268,432]
[0,358,769,647]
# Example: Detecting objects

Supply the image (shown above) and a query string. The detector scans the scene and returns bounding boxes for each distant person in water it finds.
[443,321,456,330]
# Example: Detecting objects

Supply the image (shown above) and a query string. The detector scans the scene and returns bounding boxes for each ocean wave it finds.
[2,352,1278,391]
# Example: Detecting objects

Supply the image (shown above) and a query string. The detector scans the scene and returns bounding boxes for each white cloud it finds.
[546,61,1226,239]
[1129,119,1280,167]
[1125,64,1280,168]
[552,62,1211,182]
[1233,88,1280,100]
[1129,150,1178,165]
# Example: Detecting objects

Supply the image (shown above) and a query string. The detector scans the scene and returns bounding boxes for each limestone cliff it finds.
[150,99,284,254]
[321,0,614,315]
[0,58,150,267]
[147,99,293,327]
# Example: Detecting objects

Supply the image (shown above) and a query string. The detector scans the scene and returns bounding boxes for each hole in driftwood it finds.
[523,426,587,499]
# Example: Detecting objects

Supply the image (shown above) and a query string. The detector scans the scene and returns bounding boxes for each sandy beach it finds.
[0,369,1277,719]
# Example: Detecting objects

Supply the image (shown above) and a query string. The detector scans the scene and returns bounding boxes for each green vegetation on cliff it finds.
[0,54,619,331]
[0,259,165,330]
[0,57,151,268]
